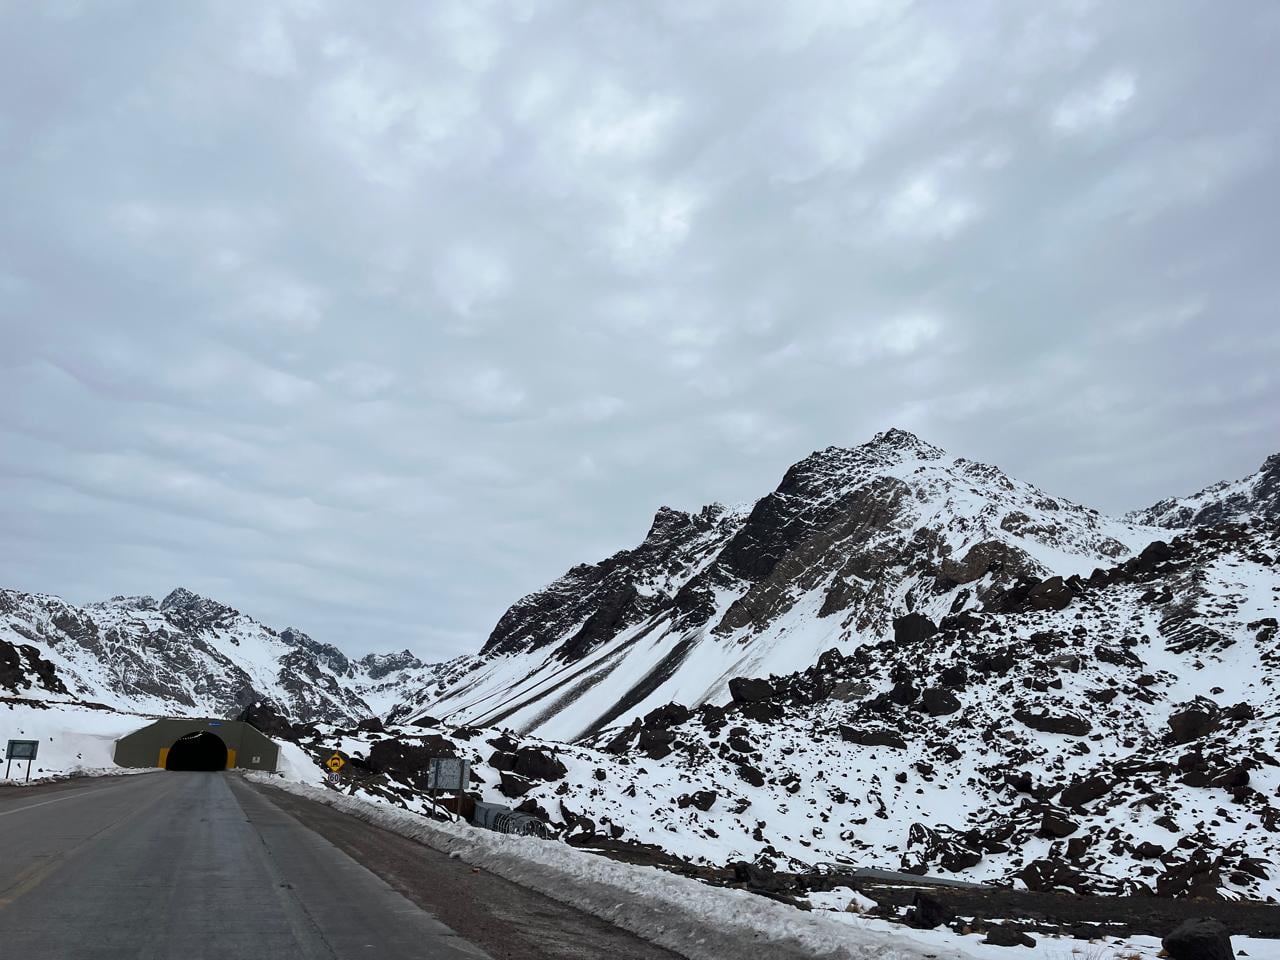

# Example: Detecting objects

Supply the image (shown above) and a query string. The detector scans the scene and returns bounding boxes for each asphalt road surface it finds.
[0,773,680,960]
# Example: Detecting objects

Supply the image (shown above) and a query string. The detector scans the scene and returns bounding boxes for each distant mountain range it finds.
[0,585,445,723]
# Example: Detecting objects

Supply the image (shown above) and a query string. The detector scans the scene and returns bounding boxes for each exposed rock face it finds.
[408,429,1157,740]
[479,504,743,659]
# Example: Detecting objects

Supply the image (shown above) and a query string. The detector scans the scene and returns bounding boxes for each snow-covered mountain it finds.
[395,429,1160,740]
[0,586,437,723]
[289,436,1280,906]
[1129,452,1280,529]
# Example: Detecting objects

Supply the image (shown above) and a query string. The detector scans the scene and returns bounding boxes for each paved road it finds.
[0,772,490,959]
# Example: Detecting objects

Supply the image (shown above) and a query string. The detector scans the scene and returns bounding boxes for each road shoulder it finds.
[248,778,686,960]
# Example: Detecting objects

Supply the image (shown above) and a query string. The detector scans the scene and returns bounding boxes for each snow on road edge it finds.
[246,773,977,960]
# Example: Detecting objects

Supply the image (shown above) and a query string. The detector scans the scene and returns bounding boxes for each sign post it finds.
[426,757,470,821]
[5,740,39,782]
[324,751,345,786]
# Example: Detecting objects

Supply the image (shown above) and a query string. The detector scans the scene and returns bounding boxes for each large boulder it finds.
[921,687,961,716]
[1038,812,1079,838]
[1027,576,1072,611]
[677,790,718,811]
[638,729,676,760]
[983,926,1036,948]
[893,613,938,645]
[839,726,906,750]
[1059,775,1111,808]
[1013,708,1091,737]
[643,702,691,729]
[1162,918,1234,960]
[1168,702,1221,745]
[904,891,952,930]
[511,746,567,781]
[728,676,774,704]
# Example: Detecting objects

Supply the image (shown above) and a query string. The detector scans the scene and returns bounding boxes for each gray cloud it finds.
[2,1,1277,657]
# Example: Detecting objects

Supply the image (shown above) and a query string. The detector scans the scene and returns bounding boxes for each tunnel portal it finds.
[164,731,228,771]
[113,718,280,772]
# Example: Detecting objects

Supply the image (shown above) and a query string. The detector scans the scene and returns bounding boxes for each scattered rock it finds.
[1059,776,1111,808]
[677,790,718,811]
[1014,708,1091,737]
[1038,812,1079,838]
[983,925,1036,948]
[839,726,906,750]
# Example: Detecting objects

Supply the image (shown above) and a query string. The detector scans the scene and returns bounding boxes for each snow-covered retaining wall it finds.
[246,773,976,960]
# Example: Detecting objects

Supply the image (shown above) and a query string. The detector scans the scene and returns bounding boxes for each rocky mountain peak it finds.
[861,426,945,460]
[159,587,199,610]
[357,649,426,680]
[1129,450,1280,528]
[280,627,352,676]
[158,587,238,632]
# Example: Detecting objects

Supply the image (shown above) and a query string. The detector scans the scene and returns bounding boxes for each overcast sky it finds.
[2,1,1277,659]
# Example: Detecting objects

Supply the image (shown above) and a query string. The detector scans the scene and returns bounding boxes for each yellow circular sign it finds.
[325,753,345,772]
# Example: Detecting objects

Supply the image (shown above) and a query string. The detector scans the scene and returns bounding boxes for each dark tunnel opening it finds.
[165,731,228,771]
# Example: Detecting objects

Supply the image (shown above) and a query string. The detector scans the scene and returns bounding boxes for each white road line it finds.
[0,781,132,819]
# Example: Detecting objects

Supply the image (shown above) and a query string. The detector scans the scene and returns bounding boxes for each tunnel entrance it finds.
[165,731,228,771]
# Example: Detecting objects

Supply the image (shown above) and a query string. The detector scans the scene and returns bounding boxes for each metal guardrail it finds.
[472,801,549,838]
[809,862,989,889]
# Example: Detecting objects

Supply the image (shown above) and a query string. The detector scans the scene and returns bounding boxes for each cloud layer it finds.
[2,1,1277,657]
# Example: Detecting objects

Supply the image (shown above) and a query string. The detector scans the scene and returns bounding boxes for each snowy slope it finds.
[0,587,434,724]
[401,430,1161,740]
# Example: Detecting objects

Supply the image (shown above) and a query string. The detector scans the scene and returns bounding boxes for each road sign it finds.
[325,752,346,773]
[6,740,38,761]
[5,739,39,782]
[426,757,470,792]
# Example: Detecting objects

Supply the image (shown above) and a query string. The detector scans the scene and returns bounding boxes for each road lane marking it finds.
[0,775,178,913]
[0,791,98,818]
[0,783,145,819]
[0,856,64,907]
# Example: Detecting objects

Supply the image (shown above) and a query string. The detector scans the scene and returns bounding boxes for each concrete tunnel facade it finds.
[114,718,280,772]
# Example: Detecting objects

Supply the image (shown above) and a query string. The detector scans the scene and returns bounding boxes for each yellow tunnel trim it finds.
[226,748,236,770]
[158,747,169,769]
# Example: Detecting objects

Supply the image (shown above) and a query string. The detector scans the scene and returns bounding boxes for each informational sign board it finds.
[5,739,39,782]
[6,740,38,761]
[426,757,470,792]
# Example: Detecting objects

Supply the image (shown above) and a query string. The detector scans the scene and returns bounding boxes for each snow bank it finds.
[247,773,978,960]
[0,701,152,784]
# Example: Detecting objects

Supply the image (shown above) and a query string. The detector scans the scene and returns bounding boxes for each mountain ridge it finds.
[399,429,1172,740]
